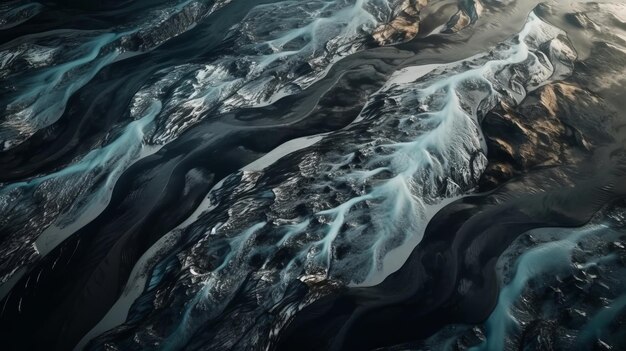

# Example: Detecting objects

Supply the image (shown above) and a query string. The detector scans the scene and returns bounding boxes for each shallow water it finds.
[0,0,625,350]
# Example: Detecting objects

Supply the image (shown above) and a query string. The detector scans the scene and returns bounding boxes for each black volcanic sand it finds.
[0,2,540,349]
[275,159,626,350]
[275,9,626,349]
[0,1,625,350]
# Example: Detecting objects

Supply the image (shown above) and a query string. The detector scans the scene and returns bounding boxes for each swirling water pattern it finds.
[1,0,625,350]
